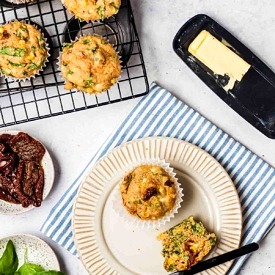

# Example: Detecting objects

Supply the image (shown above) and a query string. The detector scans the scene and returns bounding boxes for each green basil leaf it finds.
[17,262,44,275]
[0,240,19,274]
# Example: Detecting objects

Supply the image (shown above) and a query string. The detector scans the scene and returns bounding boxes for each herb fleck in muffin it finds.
[157,216,217,272]
[62,0,121,21]
[0,21,48,79]
[60,35,121,94]
[120,165,177,220]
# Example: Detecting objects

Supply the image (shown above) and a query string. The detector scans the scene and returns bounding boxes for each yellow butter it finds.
[188,30,251,91]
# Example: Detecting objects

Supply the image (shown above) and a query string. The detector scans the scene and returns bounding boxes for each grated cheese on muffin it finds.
[62,0,121,21]
[60,35,121,94]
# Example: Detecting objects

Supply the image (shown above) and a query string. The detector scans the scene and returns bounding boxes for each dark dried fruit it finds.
[164,179,174,187]
[8,132,45,162]
[0,187,19,204]
[143,187,157,201]
[0,132,45,207]
[123,174,132,192]
[0,150,16,175]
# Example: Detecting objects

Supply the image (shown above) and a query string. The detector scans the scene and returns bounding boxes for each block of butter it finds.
[173,14,275,138]
[188,30,251,91]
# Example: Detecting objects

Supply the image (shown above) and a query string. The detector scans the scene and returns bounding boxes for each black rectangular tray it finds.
[0,0,149,127]
[173,14,275,139]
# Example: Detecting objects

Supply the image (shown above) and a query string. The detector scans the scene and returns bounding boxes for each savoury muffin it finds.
[157,216,217,272]
[62,0,121,21]
[60,35,121,94]
[120,165,178,220]
[0,21,48,79]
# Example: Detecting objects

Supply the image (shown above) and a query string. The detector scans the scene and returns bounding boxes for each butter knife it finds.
[171,242,259,275]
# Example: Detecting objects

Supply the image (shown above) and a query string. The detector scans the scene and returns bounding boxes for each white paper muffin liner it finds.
[58,34,122,94]
[9,0,35,4]
[112,159,184,229]
[0,20,50,82]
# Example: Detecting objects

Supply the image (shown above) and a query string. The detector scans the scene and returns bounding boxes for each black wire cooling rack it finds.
[0,0,149,127]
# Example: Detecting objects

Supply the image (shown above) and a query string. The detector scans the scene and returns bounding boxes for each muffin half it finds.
[158,217,217,272]
[60,35,121,94]
[62,0,121,21]
[0,21,49,80]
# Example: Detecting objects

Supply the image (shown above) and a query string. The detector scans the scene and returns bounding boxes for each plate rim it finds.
[72,136,243,275]
[0,130,55,215]
[0,233,60,270]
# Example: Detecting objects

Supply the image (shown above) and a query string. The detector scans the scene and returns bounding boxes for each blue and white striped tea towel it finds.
[41,82,275,274]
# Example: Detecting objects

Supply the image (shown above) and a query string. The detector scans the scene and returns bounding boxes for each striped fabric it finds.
[41,82,275,274]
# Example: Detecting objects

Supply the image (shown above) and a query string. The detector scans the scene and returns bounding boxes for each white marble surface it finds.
[0,0,274,274]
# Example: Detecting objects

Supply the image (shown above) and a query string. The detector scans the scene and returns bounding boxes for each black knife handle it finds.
[172,242,259,275]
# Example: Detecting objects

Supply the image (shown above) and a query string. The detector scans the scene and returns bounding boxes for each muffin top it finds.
[63,0,121,21]
[61,35,121,94]
[120,165,177,220]
[0,21,48,79]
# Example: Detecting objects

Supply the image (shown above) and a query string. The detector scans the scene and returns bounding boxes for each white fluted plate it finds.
[73,137,242,275]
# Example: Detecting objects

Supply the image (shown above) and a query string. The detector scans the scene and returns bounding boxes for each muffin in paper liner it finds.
[8,0,35,4]
[0,20,50,82]
[113,159,184,229]
[61,0,121,22]
[58,34,122,95]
